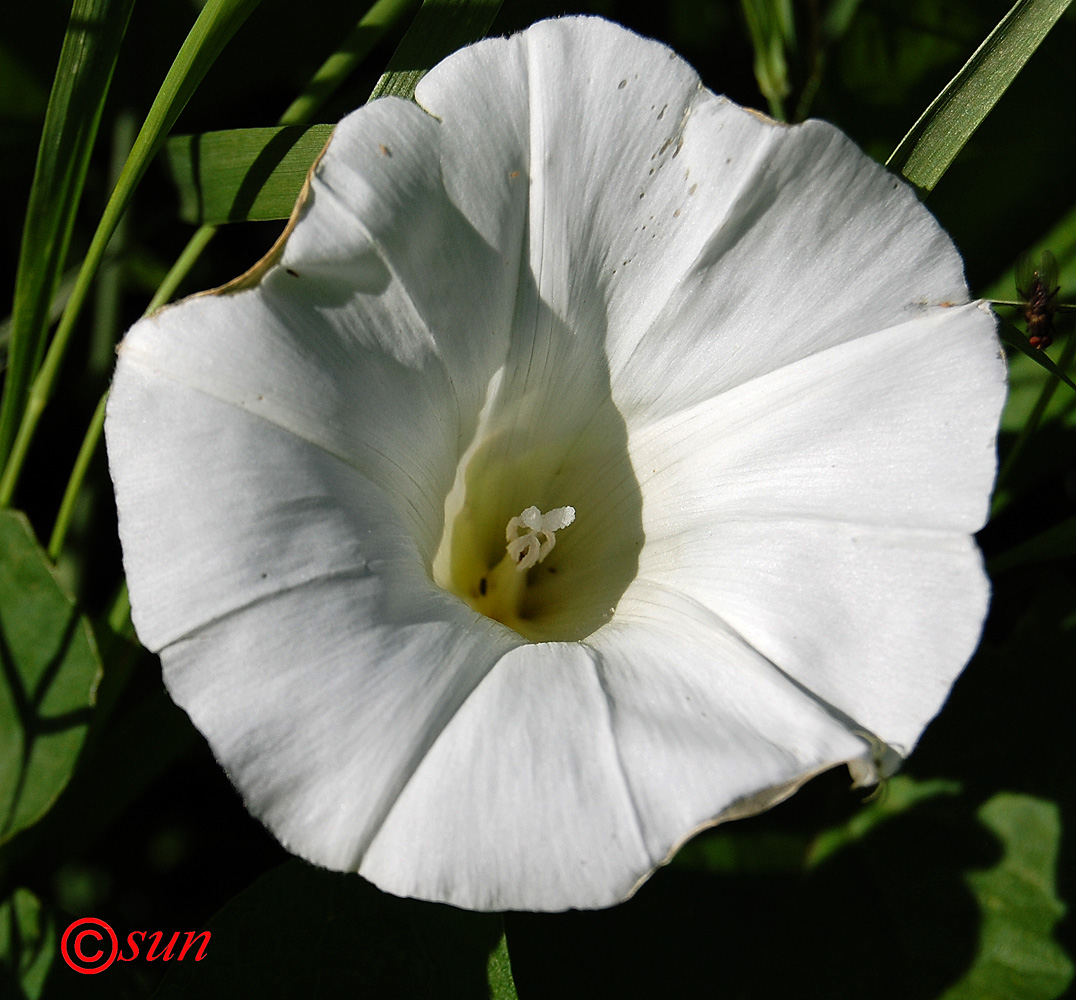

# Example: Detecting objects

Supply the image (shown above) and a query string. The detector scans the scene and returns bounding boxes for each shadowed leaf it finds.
[152,860,512,999]
[165,126,335,225]
[0,511,100,844]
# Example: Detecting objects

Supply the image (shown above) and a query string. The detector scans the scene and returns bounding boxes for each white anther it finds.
[505,505,575,572]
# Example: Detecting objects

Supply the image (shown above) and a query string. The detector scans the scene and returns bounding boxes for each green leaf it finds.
[672,828,809,875]
[806,775,962,869]
[487,934,519,1000]
[0,0,264,507]
[941,794,1073,1000]
[370,0,504,101]
[887,0,1073,190]
[165,125,335,226]
[0,0,136,471]
[152,860,510,999]
[6,691,196,874]
[0,511,100,845]
[0,888,55,1000]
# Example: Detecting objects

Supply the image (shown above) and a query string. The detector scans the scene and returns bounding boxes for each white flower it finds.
[105,16,1006,912]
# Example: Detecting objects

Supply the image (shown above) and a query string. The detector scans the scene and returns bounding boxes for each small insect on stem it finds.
[1015,250,1061,350]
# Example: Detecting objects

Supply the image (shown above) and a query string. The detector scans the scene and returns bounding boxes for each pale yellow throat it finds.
[467,505,575,633]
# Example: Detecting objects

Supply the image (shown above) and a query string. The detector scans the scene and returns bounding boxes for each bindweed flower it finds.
[105,16,1006,911]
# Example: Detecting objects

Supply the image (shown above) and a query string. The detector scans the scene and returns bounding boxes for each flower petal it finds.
[363,581,871,912]
[279,96,523,427]
[415,16,707,335]
[605,111,973,423]
[633,304,1003,534]
[113,88,566,572]
[590,580,871,858]
[108,366,523,868]
[631,304,1005,752]
[361,642,650,911]
[417,17,971,427]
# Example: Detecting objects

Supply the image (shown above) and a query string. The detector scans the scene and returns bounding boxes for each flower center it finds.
[430,358,643,644]
[443,506,577,638]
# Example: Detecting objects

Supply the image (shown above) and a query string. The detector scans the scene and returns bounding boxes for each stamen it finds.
[505,505,575,572]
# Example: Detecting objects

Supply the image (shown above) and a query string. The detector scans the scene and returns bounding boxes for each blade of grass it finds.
[278,0,421,125]
[370,0,504,101]
[0,0,263,508]
[46,0,418,558]
[89,109,138,377]
[1,271,78,374]
[887,0,1073,191]
[0,0,136,470]
[145,226,220,316]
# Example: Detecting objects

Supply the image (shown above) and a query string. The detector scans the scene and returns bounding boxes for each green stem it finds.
[987,299,1076,311]
[45,223,218,560]
[0,0,263,508]
[147,224,219,314]
[35,0,416,540]
[47,391,108,561]
[0,262,95,506]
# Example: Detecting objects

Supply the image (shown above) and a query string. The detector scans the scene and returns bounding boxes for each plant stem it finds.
[147,224,219,314]
[47,391,108,561]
